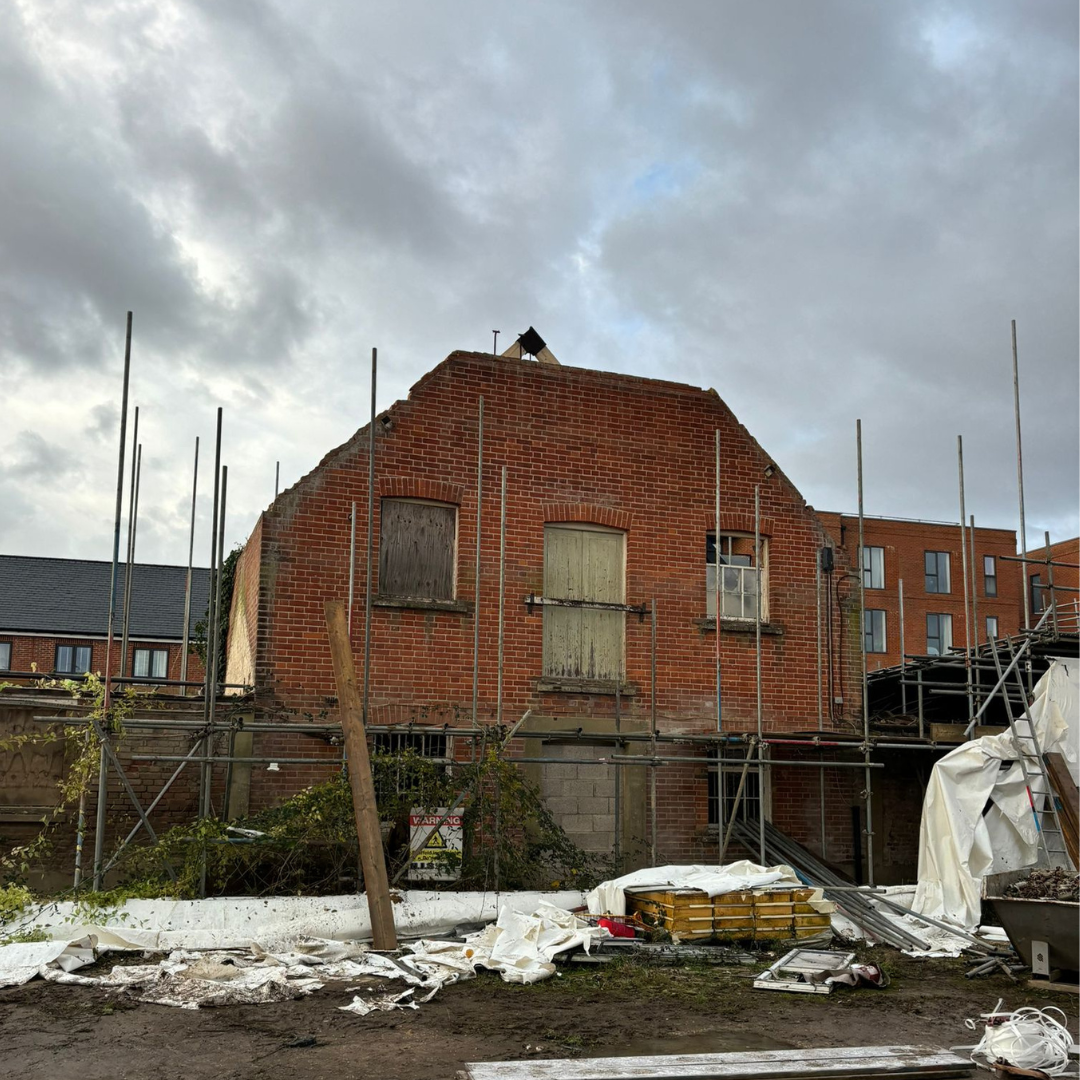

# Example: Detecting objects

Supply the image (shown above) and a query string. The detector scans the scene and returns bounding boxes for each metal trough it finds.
[987,896,1080,975]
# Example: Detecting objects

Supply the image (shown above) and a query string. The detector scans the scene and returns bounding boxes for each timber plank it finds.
[464,1044,974,1080]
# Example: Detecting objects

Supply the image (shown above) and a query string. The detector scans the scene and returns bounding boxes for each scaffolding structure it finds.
[5,321,1078,894]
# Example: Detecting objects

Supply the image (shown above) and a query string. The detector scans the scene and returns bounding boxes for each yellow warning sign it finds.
[408,806,463,882]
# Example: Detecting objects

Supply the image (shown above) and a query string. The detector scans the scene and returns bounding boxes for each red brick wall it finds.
[816,513,1022,671]
[1024,537,1079,628]
[230,352,865,855]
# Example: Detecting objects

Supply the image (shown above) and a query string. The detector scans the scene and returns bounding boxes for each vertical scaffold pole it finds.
[856,419,874,886]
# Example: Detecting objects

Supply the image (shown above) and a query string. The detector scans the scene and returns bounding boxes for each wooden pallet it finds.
[461,1044,976,1079]
[626,887,834,942]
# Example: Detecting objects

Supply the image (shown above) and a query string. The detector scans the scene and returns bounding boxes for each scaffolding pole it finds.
[650,596,658,866]
[1012,319,1030,630]
[856,419,874,886]
[472,396,484,739]
[347,501,357,639]
[754,484,765,864]
[119,408,139,677]
[363,348,376,725]
[497,466,507,725]
[816,551,826,858]
[957,435,974,728]
[93,310,133,892]
[180,436,199,684]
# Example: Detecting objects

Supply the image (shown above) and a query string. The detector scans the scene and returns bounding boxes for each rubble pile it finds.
[1005,868,1079,903]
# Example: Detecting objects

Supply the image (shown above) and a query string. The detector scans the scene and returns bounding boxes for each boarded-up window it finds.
[542,525,625,680]
[379,499,456,600]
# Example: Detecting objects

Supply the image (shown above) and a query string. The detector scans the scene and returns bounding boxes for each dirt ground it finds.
[1,951,1076,1080]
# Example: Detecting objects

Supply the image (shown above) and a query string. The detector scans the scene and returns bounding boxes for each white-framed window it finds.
[379,498,457,601]
[0,642,10,671]
[707,765,769,827]
[926,613,953,656]
[863,610,887,653]
[862,546,885,590]
[542,523,625,680]
[706,533,765,621]
[925,551,951,594]
[985,615,999,640]
[983,555,997,597]
[55,644,92,674]
[133,648,169,679]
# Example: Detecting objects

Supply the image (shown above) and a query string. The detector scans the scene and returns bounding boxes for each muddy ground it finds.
[1,951,1075,1080]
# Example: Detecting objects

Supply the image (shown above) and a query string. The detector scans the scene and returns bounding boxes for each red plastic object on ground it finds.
[598,917,636,938]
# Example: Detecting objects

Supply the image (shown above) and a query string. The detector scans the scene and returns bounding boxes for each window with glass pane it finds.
[706,533,762,620]
[55,644,92,674]
[0,642,10,670]
[708,767,764,827]
[134,648,169,679]
[1030,574,1045,614]
[863,609,886,653]
[925,551,950,593]
[926,613,952,656]
[983,555,997,597]
[862,547,884,589]
[986,616,999,639]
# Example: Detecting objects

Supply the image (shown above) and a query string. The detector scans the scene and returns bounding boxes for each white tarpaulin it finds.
[0,936,97,988]
[585,860,806,917]
[5,904,606,1011]
[912,658,1079,930]
[0,888,585,956]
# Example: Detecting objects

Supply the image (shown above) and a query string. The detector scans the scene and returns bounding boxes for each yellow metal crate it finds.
[626,886,834,942]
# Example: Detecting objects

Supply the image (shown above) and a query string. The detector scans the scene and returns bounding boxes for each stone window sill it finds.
[536,677,637,696]
[374,596,473,614]
[696,617,784,635]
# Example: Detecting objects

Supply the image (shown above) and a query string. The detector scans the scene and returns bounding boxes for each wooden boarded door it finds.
[543,525,625,680]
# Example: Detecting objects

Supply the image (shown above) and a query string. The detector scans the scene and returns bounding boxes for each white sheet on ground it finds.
[585,860,806,917]
[912,658,1078,931]
[0,888,585,956]
[2,902,606,1011]
[0,936,97,988]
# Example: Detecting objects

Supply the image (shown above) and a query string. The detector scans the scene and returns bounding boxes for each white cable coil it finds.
[967,1002,1074,1076]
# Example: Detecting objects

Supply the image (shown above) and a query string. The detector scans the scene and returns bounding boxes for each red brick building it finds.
[814,514,1024,672]
[0,556,211,886]
[226,348,877,873]
[1024,536,1079,626]
[0,556,209,685]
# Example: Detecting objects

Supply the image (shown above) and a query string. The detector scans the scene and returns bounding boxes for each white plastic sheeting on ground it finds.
[5,904,606,1011]
[585,860,805,916]
[912,659,1079,931]
[0,888,585,955]
[0,936,97,988]
[337,901,608,1012]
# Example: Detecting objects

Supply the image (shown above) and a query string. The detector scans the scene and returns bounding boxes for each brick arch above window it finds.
[542,502,632,532]
[380,477,464,505]
[705,511,775,538]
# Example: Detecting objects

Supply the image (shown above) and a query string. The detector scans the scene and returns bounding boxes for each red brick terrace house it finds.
[225,344,916,879]
[0,556,209,877]
[0,556,209,684]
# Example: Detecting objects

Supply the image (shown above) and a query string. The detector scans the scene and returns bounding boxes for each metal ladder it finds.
[988,631,1074,870]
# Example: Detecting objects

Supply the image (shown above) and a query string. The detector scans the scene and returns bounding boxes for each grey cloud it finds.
[0,0,1075,564]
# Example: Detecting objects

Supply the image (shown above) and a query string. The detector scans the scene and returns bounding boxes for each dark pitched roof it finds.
[0,555,211,639]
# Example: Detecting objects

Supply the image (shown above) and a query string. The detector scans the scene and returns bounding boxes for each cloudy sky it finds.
[2,0,1076,569]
